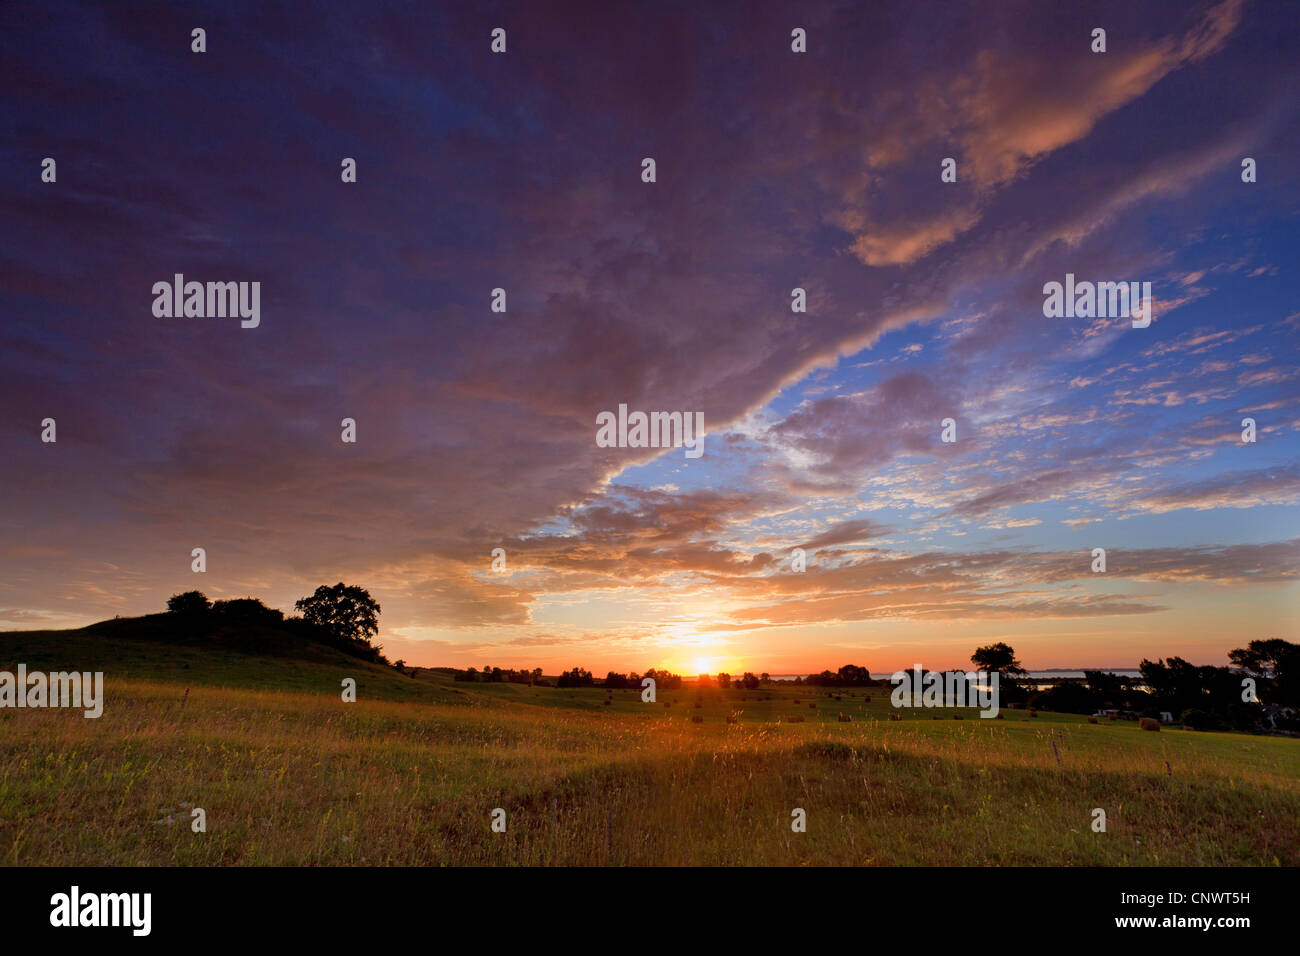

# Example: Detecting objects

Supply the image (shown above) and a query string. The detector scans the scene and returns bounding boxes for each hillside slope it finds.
[0,614,467,704]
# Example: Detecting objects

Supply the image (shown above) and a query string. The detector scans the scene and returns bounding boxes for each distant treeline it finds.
[454,667,689,689]
[454,666,544,684]
[449,665,879,691]
[447,640,1300,733]
[1025,644,1299,731]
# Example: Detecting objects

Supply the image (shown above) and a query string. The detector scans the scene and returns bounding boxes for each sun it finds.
[692,657,713,675]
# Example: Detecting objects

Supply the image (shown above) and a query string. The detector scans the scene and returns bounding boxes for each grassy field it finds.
[1,622,1298,865]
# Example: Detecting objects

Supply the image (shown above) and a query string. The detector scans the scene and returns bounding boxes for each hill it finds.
[0,614,466,705]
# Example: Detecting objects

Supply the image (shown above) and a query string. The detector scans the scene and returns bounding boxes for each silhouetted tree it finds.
[557,666,594,687]
[643,667,682,690]
[1230,638,1300,707]
[294,583,380,647]
[166,590,211,615]
[804,664,876,687]
[971,642,1026,676]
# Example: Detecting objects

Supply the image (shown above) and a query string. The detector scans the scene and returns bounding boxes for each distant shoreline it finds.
[683,669,1144,682]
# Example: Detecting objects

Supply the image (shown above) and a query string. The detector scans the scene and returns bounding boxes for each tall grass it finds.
[1,679,1296,865]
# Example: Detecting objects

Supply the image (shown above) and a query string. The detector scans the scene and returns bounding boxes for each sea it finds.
[752,670,1145,691]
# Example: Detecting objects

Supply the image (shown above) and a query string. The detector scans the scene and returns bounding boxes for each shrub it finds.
[166,591,211,615]
[211,597,283,626]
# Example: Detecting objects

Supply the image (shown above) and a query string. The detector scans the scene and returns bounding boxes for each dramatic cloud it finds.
[1,0,1297,670]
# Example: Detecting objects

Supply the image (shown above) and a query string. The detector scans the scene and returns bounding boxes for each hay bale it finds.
[1139,717,1160,732]
[785,715,805,723]
[888,712,902,721]
[953,713,963,720]
[837,712,851,722]
[1028,709,1038,718]
[1087,715,1097,724]
[691,714,703,723]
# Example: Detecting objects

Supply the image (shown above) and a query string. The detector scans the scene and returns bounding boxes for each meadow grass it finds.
[1,667,1296,866]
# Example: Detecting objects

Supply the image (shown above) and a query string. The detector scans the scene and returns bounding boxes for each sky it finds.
[2,0,1298,675]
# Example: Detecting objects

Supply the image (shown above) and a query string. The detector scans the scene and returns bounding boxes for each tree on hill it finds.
[294,583,381,648]
[166,590,211,615]
[971,642,1026,677]
[971,642,1029,703]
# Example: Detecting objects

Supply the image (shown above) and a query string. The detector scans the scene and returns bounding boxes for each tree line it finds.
[164,583,386,664]
[975,640,1299,731]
